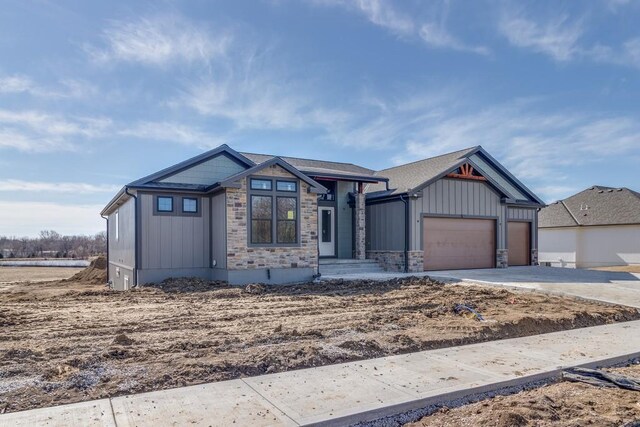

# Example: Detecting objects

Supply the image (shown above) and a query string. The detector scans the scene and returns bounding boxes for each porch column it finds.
[355,182,366,260]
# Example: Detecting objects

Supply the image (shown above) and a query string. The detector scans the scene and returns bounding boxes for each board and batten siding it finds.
[139,193,210,269]
[366,200,406,251]
[108,196,135,268]
[507,206,538,249]
[410,178,507,251]
[159,154,245,186]
[210,192,226,270]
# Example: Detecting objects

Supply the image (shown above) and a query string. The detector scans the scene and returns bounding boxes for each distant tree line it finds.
[0,230,106,259]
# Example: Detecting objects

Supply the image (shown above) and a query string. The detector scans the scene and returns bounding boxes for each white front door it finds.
[318,207,335,257]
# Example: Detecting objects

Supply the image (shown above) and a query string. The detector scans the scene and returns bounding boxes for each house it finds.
[100,144,544,290]
[539,186,640,268]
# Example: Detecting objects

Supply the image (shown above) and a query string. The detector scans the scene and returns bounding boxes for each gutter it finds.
[124,187,139,287]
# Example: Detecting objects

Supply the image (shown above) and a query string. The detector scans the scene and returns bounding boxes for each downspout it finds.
[124,187,139,286]
[100,214,109,287]
[399,194,409,273]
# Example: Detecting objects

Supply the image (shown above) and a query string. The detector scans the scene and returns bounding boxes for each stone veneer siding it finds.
[531,249,539,266]
[496,249,508,268]
[226,165,318,271]
[367,250,424,273]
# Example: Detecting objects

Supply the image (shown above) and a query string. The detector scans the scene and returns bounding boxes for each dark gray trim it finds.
[128,144,255,187]
[156,195,174,213]
[474,148,546,206]
[247,175,302,248]
[125,188,139,286]
[303,171,387,184]
[181,197,200,215]
[221,157,328,194]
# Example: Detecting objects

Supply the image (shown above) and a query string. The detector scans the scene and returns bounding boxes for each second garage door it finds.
[423,217,496,270]
[508,221,531,266]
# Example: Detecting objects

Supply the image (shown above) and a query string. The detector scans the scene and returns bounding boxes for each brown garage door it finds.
[423,217,496,270]
[508,221,530,266]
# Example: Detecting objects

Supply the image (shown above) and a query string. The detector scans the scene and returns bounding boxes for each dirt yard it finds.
[0,267,83,284]
[408,364,640,427]
[1,268,639,414]
[592,265,640,273]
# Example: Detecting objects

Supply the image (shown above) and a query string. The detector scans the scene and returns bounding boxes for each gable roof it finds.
[540,186,640,228]
[128,144,255,189]
[366,146,544,206]
[241,152,382,183]
[220,157,327,194]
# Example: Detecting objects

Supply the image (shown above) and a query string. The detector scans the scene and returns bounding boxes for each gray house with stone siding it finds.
[101,144,544,290]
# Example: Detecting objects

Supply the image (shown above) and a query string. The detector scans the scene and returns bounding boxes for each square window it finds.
[182,197,198,213]
[250,179,272,191]
[276,181,297,192]
[157,196,173,212]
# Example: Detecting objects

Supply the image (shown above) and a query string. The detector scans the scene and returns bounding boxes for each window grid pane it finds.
[250,179,272,190]
[158,197,173,212]
[276,181,297,192]
[183,198,197,213]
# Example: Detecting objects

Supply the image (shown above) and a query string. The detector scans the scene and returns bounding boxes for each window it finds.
[276,181,297,192]
[277,197,297,243]
[157,196,173,212]
[251,179,272,190]
[251,195,273,244]
[182,197,198,213]
[248,177,299,245]
[115,210,119,241]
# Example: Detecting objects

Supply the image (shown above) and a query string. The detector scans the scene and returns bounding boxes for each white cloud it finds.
[119,121,226,148]
[0,180,119,194]
[0,201,104,237]
[419,23,489,55]
[498,13,583,61]
[310,0,488,54]
[0,109,111,152]
[87,15,230,66]
[0,74,98,99]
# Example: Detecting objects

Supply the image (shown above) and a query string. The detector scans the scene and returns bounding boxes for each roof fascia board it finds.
[409,158,470,194]
[100,186,129,216]
[301,170,388,183]
[465,157,523,201]
[474,148,546,205]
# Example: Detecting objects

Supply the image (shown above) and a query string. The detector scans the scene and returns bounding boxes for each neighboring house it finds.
[539,186,640,268]
[101,144,544,290]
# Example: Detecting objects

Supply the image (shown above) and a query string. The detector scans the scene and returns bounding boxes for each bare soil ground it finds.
[0,267,83,284]
[1,268,639,414]
[408,364,640,427]
[592,265,640,273]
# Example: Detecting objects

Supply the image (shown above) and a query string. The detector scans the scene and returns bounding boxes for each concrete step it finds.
[319,260,385,276]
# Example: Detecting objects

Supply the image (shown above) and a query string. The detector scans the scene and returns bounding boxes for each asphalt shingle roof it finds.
[539,186,640,228]
[241,152,376,177]
[365,146,479,195]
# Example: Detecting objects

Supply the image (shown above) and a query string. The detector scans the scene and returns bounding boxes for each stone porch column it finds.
[355,186,366,260]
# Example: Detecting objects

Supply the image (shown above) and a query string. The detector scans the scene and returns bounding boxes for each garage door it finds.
[423,217,496,270]
[508,221,530,266]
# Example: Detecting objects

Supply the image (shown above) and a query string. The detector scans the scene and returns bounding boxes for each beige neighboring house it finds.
[539,186,640,268]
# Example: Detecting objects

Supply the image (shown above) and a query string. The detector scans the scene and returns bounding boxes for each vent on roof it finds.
[598,190,604,193]
[617,188,623,191]
[580,203,589,211]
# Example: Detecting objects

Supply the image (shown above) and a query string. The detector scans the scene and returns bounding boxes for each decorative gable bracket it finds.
[446,163,487,181]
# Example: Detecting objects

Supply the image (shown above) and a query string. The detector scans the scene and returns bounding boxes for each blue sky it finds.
[1,0,639,236]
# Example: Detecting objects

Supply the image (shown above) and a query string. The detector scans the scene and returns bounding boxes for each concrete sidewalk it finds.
[2,320,640,427]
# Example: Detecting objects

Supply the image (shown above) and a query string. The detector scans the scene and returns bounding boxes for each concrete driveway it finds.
[430,266,640,309]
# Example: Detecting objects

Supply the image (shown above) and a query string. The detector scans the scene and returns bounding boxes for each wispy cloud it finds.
[0,201,105,237]
[119,121,226,148]
[0,180,119,193]
[498,13,583,61]
[310,0,488,55]
[86,15,230,66]
[0,74,98,99]
[0,109,111,152]
[419,23,489,55]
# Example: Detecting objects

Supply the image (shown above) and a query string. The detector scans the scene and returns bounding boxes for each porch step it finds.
[319,259,385,276]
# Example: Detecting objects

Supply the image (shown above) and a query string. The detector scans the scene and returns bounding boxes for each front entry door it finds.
[318,207,335,257]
